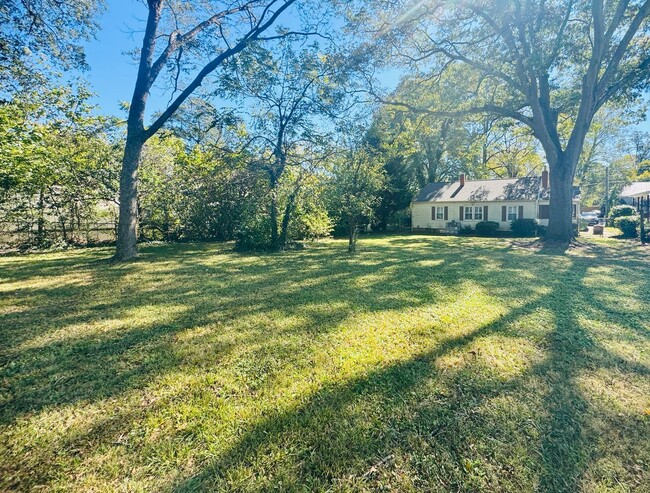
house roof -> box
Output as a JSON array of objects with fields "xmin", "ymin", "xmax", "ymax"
[
  {"xmin": 413, "ymin": 176, "xmax": 579, "ymax": 203},
  {"xmin": 620, "ymin": 181, "xmax": 650, "ymax": 198}
]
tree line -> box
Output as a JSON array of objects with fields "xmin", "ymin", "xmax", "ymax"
[{"xmin": 1, "ymin": 0, "xmax": 649, "ymax": 256}]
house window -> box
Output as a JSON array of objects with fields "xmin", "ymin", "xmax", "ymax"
[
  {"xmin": 539, "ymin": 204, "xmax": 550, "ymax": 219},
  {"xmin": 464, "ymin": 206, "xmax": 473, "ymax": 220},
  {"xmin": 474, "ymin": 206, "xmax": 483, "ymax": 221},
  {"xmin": 436, "ymin": 206, "xmax": 445, "ymax": 220},
  {"xmin": 507, "ymin": 206, "xmax": 518, "ymax": 221}
]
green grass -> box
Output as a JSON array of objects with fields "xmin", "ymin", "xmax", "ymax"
[{"xmin": 1, "ymin": 235, "xmax": 648, "ymax": 492}]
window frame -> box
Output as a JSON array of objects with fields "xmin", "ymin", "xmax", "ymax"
[
  {"xmin": 474, "ymin": 206, "xmax": 483, "ymax": 221},
  {"xmin": 464, "ymin": 206, "xmax": 473, "ymax": 220},
  {"xmin": 507, "ymin": 205, "xmax": 518, "ymax": 221},
  {"xmin": 436, "ymin": 206, "xmax": 445, "ymax": 220}
]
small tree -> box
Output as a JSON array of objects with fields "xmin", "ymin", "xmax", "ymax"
[
  {"xmin": 222, "ymin": 39, "xmax": 343, "ymax": 250},
  {"xmin": 330, "ymin": 147, "xmax": 385, "ymax": 252}
]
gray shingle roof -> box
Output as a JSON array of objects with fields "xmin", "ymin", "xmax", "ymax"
[
  {"xmin": 620, "ymin": 182, "xmax": 650, "ymax": 198},
  {"xmin": 413, "ymin": 176, "xmax": 580, "ymax": 203}
]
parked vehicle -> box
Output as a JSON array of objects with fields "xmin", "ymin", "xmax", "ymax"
[{"xmin": 580, "ymin": 211, "xmax": 600, "ymax": 226}]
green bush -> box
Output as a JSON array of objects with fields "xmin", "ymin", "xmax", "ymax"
[
  {"xmin": 234, "ymin": 215, "xmax": 273, "ymax": 251},
  {"xmin": 613, "ymin": 215, "xmax": 639, "ymax": 238},
  {"xmin": 609, "ymin": 205, "xmax": 637, "ymax": 219},
  {"xmin": 289, "ymin": 208, "xmax": 333, "ymax": 241},
  {"xmin": 510, "ymin": 218, "xmax": 538, "ymax": 237},
  {"xmin": 459, "ymin": 224, "xmax": 473, "ymax": 235},
  {"xmin": 474, "ymin": 221, "xmax": 500, "ymax": 236},
  {"xmin": 579, "ymin": 219, "xmax": 589, "ymax": 232}
]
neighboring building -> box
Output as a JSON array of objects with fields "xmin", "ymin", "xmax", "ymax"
[
  {"xmin": 411, "ymin": 171, "xmax": 580, "ymax": 232},
  {"xmin": 620, "ymin": 181, "xmax": 650, "ymax": 219}
]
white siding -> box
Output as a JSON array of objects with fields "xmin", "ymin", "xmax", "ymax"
[
  {"xmin": 412, "ymin": 201, "xmax": 538, "ymax": 231},
  {"xmin": 413, "ymin": 198, "xmax": 581, "ymax": 230}
]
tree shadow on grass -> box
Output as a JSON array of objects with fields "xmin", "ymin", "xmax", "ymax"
[
  {"xmin": 1, "ymin": 238, "xmax": 648, "ymax": 491},
  {"xmin": 0, "ymin": 238, "xmax": 532, "ymax": 427},
  {"xmin": 169, "ymin": 255, "xmax": 649, "ymax": 492}
]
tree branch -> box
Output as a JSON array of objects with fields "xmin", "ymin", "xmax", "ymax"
[{"xmin": 145, "ymin": 0, "xmax": 298, "ymax": 139}]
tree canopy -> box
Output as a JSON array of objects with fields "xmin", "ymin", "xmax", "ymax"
[
  {"xmin": 354, "ymin": 0, "xmax": 650, "ymax": 240},
  {"xmin": 0, "ymin": 0, "xmax": 104, "ymax": 93}
]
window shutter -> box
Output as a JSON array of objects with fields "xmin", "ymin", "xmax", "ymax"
[
  {"xmin": 460, "ymin": 206, "xmax": 464, "ymax": 221},
  {"xmin": 431, "ymin": 207, "xmax": 435, "ymax": 220},
  {"xmin": 502, "ymin": 206, "xmax": 507, "ymax": 222},
  {"xmin": 484, "ymin": 205, "xmax": 488, "ymax": 221},
  {"xmin": 539, "ymin": 205, "xmax": 549, "ymax": 219},
  {"xmin": 444, "ymin": 206, "xmax": 448, "ymax": 221},
  {"xmin": 518, "ymin": 205, "xmax": 524, "ymax": 219}
]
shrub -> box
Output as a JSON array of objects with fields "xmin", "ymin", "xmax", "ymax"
[
  {"xmin": 613, "ymin": 215, "xmax": 639, "ymax": 238},
  {"xmin": 234, "ymin": 214, "xmax": 273, "ymax": 251},
  {"xmin": 290, "ymin": 208, "xmax": 333, "ymax": 241},
  {"xmin": 609, "ymin": 204, "xmax": 637, "ymax": 219},
  {"xmin": 578, "ymin": 218, "xmax": 589, "ymax": 232},
  {"xmin": 510, "ymin": 218, "xmax": 538, "ymax": 237},
  {"xmin": 459, "ymin": 224, "xmax": 473, "ymax": 235},
  {"xmin": 474, "ymin": 221, "xmax": 500, "ymax": 236}
]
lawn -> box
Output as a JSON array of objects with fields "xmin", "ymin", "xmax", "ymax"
[{"xmin": 1, "ymin": 235, "xmax": 648, "ymax": 492}]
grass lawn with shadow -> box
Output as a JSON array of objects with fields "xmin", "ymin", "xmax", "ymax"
[{"xmin": 0, "ymin": 235, "xmax": 648, "ymax": 492}]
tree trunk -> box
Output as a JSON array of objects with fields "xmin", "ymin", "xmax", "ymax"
[
  {"xmin": 545, "ymin": 159, "xmax": 575, "ymax": 242},
  {"xmin": 269, "ymin": 173, "xmax": 279, "ymax": 250},
  {"xmin": 162, "ymin": 206, "xmax": 170, "ymax": 241},
  {"xmin": 36, "ymin": 189, "xmax": 45, "ymax": 246},
  {"xmin": 113, "ymin": 1, "xmax": 162, "ymax": 260},
  {"xmin": 279, "ymin": 204, "xmax": 291, "ymax": 249},
  {"xmin": 279, "ymin": 182, "xmax": 301, "ymax": 249},
  {"xmin": 115, "ymin": 132, "xmax": 145, "ymax": 260},
  {"xmin": 59, "ymin": 216, "xmax": 67, "ymax": 243},
  {"xmin": 348, "ymin": 216, "xmax": 357, "ymax": 253}
]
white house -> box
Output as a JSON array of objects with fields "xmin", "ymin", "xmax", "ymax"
[
  {"xmin": 620, "ymin": 181, "xmax": 650, "ymax": 219},
  {"xmin": 411, "ymin": 171, "xmax": 580, "ymax": 232},
  {"xmin": 620, "ymin": 182, "xmax": 650, "ymax": 204}
]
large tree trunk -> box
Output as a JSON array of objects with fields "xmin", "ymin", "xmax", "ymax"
[
  {"xmin": 113, "ymin": 0, "xmax": 162, "ymax": 261},
  {"xmin": 545, "ymin": 158, "xmax": 576, "ymax": 242},
  {"xmin": 115, "ymin": 132, "xmax": 145, "ymax": 260}
]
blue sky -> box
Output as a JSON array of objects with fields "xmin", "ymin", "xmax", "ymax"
[
  {"xmin": 81, "ymin": 0, "xmax": 148, "ymax": 117},
  {"xmin": 83, "ymin": 0, "xmax": 649, "ymax": 132}
]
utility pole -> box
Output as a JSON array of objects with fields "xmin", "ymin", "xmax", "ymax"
[
  {"xmin": 641, "ymin": 196, "xmax": 646, "ymax": 246},
  {"xmin": 604, "ymin": 165, "xmax": 610, "ymax": 226}
]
